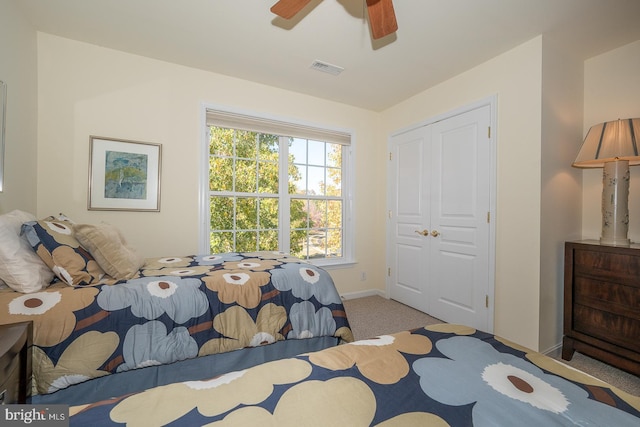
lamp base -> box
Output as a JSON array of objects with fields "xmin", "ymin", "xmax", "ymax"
[
  {"xmin": 600, "ymin": 237, "xmax": 630, "ymax": 246},
  {"xmin": 600, "ymin": 160, "xmax": 630, "ymax": 247}
]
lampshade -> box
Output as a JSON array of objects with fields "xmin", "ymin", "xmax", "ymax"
[
  {"xmin": 573, "ymin": 118, "xmax": 640, "ymax": 168},
  {"xmin": 572, "ymin": 118, "xmax": 640, "ymax": 246}
]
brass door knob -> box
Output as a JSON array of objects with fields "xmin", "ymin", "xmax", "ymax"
[
  {"xmin": 414, "ymin": 229, "xmax": 429, "ymax": 236},
  {"xmin": 430, "ymin": 230, "xmax": 440, "ymax": 237}
]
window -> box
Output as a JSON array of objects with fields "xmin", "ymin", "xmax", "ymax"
[{"xmin": 202, "ymin": 109, "xmax": 353, "ymax": 266}]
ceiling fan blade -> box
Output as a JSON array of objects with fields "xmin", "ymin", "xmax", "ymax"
[
  {"xmin": 271, "ymin": 0, "xmax": 313, "ymax": 19},
  {"xmin": 366, "ymin": 0, "xmax": 398, "ymax": 39}
]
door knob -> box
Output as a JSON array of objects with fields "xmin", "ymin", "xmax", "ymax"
[
  {"xmin": 430, "ymin": 230, "xmax": 440, "ymax": 237},
  {"xmin": 414, "ymin": 229, "xmax": 429, "ymax": 236}
]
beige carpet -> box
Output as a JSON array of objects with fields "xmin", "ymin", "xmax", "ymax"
[
  {"xmin": 343, "ymin": 295, "xmax": 442, "ymax": 341},
  {"xmin": 342, "ymin": 295, "xmax": 640, "ymax": 396}
]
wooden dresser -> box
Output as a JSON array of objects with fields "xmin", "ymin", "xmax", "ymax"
[
  {"xmin": 562, "ymin": 241, "xmax": 640, "ymax": 375},
  {"xmin": 0, "ymin": 321, "xmax": 33, "ymax": 404}
]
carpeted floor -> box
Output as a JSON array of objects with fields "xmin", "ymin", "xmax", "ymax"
[
  {"xmin": 342, "ymin": 295, "xmax": 640, "ymax": 396},
  {"xmin": 342, "ymin": 295, "xmax": 442, "ymax": 341}
]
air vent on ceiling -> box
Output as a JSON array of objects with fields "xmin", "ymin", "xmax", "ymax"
[{"xmin": 310, "ymin": 60, "xmax": 344, "ymax": 76}]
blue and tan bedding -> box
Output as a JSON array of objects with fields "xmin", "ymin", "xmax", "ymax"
[
  {"xmin": 0, "ymin": 211, "xmax": 352, "ymax": 396},
  {"xmin": 68, "ymin": 324, "xmax": 640, "ymax": 426}
]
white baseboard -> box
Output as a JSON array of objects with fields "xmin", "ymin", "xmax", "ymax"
[
  {"xmin": 340, "ymin": 289, "xmax": 387, "ymax": 300},
  {"xmin": 542, "ymin": 342, "xmax": 563, "ymax": 358}
]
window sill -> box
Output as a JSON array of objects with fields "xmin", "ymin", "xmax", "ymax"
[{"xmin": 308, "ymin": 259, "xmax": 356, "ymax": 270}]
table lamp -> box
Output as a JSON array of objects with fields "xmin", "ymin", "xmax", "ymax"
[{"xmin": 573, "ymin": 118, "xmax": 640, "ymax": 246}]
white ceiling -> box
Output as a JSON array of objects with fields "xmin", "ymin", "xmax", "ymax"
[{"xmin": 14, "ymin": 0, "xmax": 640, "ymax": 112}]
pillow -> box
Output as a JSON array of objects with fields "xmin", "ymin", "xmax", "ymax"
[
  {"xmin": 22, "ymin": 217, "xmax": 105, "ymax": 286},
  {"xmin": 0, "ymin": 210, "xmax": 54, "ymax": 293},
  {"xmin": 73, "ymin": 223, "xmax": 144, "ymax": 280}
]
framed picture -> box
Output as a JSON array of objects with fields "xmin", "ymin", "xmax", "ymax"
[
  {"xmin": 0, "ymin": 80, "xmax": 6, "ymax": 193},
  {"xmin": 88, "ymin": 136, "xmax": 162, "ymax": 211}
]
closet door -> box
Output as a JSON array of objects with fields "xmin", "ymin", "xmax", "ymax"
[
  {"xmin": 388, "ymin": 104, "xmax": 492, "ymax": 330},
  {"xmin": 387, "ymin": 126, "xmax": 431, "ymax": 314},
  {"xmin": 427, "ymin": 105, "xmax": 491, "ymax": 328}
]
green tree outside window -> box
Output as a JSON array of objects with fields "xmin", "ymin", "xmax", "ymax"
[{"xmin": 208, "ymin": 128, "xmax": 343, "ymax": 259}]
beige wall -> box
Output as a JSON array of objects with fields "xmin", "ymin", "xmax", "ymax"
[
  {"xmin": 381, "ymin": 37, "xmax": 544, "ymax": 349},
  {"xmin": 381, "ymin": 36, "xmax": 640, "ymax": 351},
  {"xmin": 583, "ymin": 40, "xmax": 640, "ymax": 242},
  {"xmin": 35, "ymin": 33, "xmax": 386, "ymax": 297},
  {"xmin": 0, "ymin": 2, "xmax": 38, "ymax": 214},
  {"xmin": 539, "ymin": 37, "xmax": 584, "ymax": 352}
]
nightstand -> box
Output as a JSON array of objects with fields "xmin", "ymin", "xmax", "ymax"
[
  {"xmin": 0, "ymin": 321, "xmax": 33, "ymax": 404},
  {"xmin": 562, "ymin": 241, "xmax": 640, "ymax": 375}
]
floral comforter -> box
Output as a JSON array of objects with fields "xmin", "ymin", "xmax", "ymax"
[
  {"xmin": 0, "ymin": 252, "xmax": 353, "ymax": 395},
  {"xmin": 69, "ymin": 325, "xmax": 640, "ymax": 426}
]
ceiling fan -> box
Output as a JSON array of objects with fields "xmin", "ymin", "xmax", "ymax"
[{"xmin": 270, "ymin": 0, "xmax": 398, "ymax": 40}]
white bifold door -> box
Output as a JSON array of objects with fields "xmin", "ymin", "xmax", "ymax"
[{"xmin": 387, "ymin": 104, "xmax": 493, "ymax": 331}]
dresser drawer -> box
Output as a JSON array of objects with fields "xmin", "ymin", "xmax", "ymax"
[
  {"xmin": 573, "ymin": 247, "xmax": 640, "ymax": 286},
  {"xmin": 573, "ymin": 304, "xmax": 640, "ymax": 352},
  {"xmin": 573, "ymin": 276, "xmax": 640, "ymax": 314}
]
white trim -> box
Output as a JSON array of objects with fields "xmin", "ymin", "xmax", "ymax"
[
  {"xmin": 340, "ymin": 289, "xmax": 387, "ymax": 301},
  {"xmin": 542, "ymin": 342, "xmax": 563, "ymax": 358},
  {"xmin": 391, "ymin": 96, "xmax": 496, "ymax": 138},
  {"xmin": 487, "ymin": 94, "xmax": 498, "ymax": 333},
  {"xmin": 199, "ymin": 107, "xmax": 211, "ymax": 254},
  {"xmin": 204, "ymin": 103, "xmax": 353, "ymax": 143},
  {"xmin": 206, "ymin": 109, "xmax": 350, "ymax": 145},
  {"xmin": 278, "ymin": 135, "xmax": 291, "ymax": 254}
]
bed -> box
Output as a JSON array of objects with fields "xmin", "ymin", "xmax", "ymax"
[
  {"xmin": 68, "ymin": 324, "xmax": 640, "ymax": 426},
  {"xmin": 0, "ymin": 210, "xmax": 352, "ymax": 403}
]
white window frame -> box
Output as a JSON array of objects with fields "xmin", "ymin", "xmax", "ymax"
[{"xmin": 199, "ymin": 105, "xmax": 355, "ymax": 268}]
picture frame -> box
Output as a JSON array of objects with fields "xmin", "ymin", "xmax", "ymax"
[
  {"xmin": 0, "ymin": 80, "xmax": 6, "ymax": 193},
  {"xmin": 88, "ymin": 136, "xmax": 162, "ymax": 211}
]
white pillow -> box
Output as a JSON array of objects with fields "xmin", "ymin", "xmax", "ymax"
[{"xmin": 0, "ymin": 210, "xmax": 55, "ymax": 293}]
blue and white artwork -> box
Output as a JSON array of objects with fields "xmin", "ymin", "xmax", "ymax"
[{"xmin": 104, "ymin": 150, "xmax": 148, "ymax": 200}]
